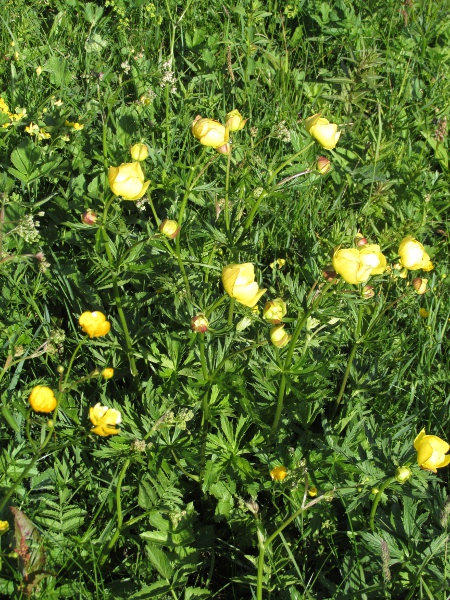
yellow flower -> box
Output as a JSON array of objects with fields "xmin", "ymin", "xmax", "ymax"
[
  {"xmin": 89, "ymin": 403, "xmax": 121, "ymax": 436},
  {"xmin": 130, "ymin": 143, "xmax": 149, "ymax": 161},
  {"xmin": 414, "ymin": 429, "xmax": 450, "ymax": 473},
  {"xmin": 226, "ymin": 109, "xmax": 247, "ymax": 132},
  {"xmin": 332, "ymin": 245, "xmax": 387, "ymax": 285},
  {"xmin": 0, "ymin": 98, "xmax": 9, "ymax": 114},
  {"xmin": 269, "ymin": 258, "xmax": 286, "ymax": 269},
  {"xmin": 101, "ymin": 368, "xmax": 114, "ymax": 380},
  {"xmin": 191, "ymin": 116, "xmax": 228, "ymax": 148},
  {"xmin": 221, "ymin": 263, "xmax": 266, "ymax": 308},
  {"xmin": 0, "ymin": 520, "xmax": 9, "ymax": 533},
  {"xmin": 25, "ymin": 122, "xmax": 40, "ymax": 135},
  {"xmin": 36, "ymin": 65, "xmax": 42, "ymax": 76},
  {"xmin": 65, "ymin": 120, "xmax": 84, "ymax": 130},
  {"xmin": 79, "ymin": 311, "xmax": 111, "ymax": 338},
  {"xmin": 263, "ymin": 298, "xmax": 287, "ymax": 324},
  {"xmin": 270, "ymin": 466, "xmax": 288, "ymax": 481},
  {"xmin": 398, "ymin": 236, "xmax": 434, "ymax": 271},
  {"xmin": 308, "ymin": 486, "xmax": 318, "ymax": 497},
  {"xmin": 419, "ymin": 308, "xmax": 429, "ymax": 318},
  {"xmin": 304, "ymin": 113, "xmax": 341, "ymax": 150},
  {"xmin": 159, "ymin": 219, "xmax": 180, "ymax": 239},
  {"xmin": 29, "ymin": 385, "xmax": 57, "ymax": 413},
  {"xmin": 108, "ymin": 162, "xmax": 150, "ymax": 200},
  {"xmin": 270, "ymin": 325, "xmax": 290, "ymax": 348}
]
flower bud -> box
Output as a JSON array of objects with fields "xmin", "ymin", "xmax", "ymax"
[
  {"xmin": 270, "ymin": 325, "xmax": 290, "ymax": 348},
  {"xmin": 101, "ymin": 368, "xmax": 114, "ymax": 380},
  {"xmin": 316, "ymin": 156, "xmax": 331, "ymax": 174},
  {"xmin": 371, "ymin": 487, "xmax": 379, "ymax": 495},
  {"xmin": 322, "ymin": 266, "xmax": 338, "ymax": 282},
  {"xmin": 263, "ymin": 298, "xmax": 287, "ymax": 324},
  {"xmin": 395, "ymin": 466, "xmax": 412, "ymax": 484},
  {"xmin": 226, "ymin": 109, "xmax": 247, "ymax": 132},
  {"xmin": 81, "ymin": 209, "xmax": 97, "ymax": 225},
  {"xmin": 56, "ymin": 365, "xmax": 64, "ymax": 374},
  {"xmin": 236, "ymin": 316, "xmax": 253, "ymax": 332},
  {"xmin": 419, "ymin": 308, "xmax": 429, "ymax": 318},
  {"xmin": 308, "ymin": 486, "xmax": 318, "ymax": 498},
  {"xmin": 29, "ymin": 386, "xmax": 57, "ymax": 413},
  {"xmin": 413, "ymin": 278, "xmax": 428, "ymax": 295},
  {"xmin": 215, "ymin": 142, "xmax": 232, "ymax": 155},
  {"xmin": 130, "ymin": 143, "xmax": 149, "ymax": 161},
  {"xmin": 191, "ymin": 314, "xmax": 209, "ymax": 333},
  {"xmin": 270, "ymin": 466, "xmax": 288, "ymax": 481},
  {"xmin": 355, "ymin": 233, "xmax": 368, "ymax": 247},
  {"xmin": 159, "ymin": 219, "xmax": 180, "ymax": 239},
  {"xmin": 362, "ymin": 285, "xmax": 374, "ymax": 299}
]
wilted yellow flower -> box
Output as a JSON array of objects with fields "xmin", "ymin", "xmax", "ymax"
[
  {"xmin": 222, "ymin": 263, "xmax": 266, "ymax": 308},
  {"xmin": 270, "ymin": 466, "xmax": 288, "ymax": 481},
  {"xmin": 332, "ymin": 245, "xmax": 387, "ymax": 285},
  {"xmin": 413, "ymin": 278, "xmax": 428, "ymax": 295},
  {"xmin": 29, "ymin": 385, "xmax": 57, "ymax": 413},
  {"xmin": 398, "ymin": 236, "xmax": 434, "ymax": 271},
  {"xmin": 108, "ymin": 162, "xmax": 150, "ymax": 200},
  {"xmin": 101, "ymin": 368, "xmax": 114, "ymax": 380},
  {"xmin": 270, "ymin": 325, "xmax": 290, "ymax": 348},
  {"xmin": 419, "ymin": 308, "xmax": 429, "ymax": 318},
  {"xmin": 159, "ymin": 219, "xmax": 180, "ymax": 239},
  {"xmin": 0, "ymin": 521, "xmax": 9, "ymax": 533},
  {"xmin": 414, "ymin": 429, "xmax": 450, "ymax": 473},
  {"xmin": 191, "ymin": 116, "xmax": 228, "ymax": 148},
  {"xmin": 65, "ymin": 120, "xmax": 84, "ymax": 130},
  {"xmin": 305, "ymin": 113, "xmax": 341, "ymax": 150},
  {"xmin": 130, "ymin": 143, "xmax": 149, "ymax": 161},
  {"xmin": 308, "ymin": 486, "xmax": 318, "ymax": 497},
  {"xmin": 79, "ymin": 311, "xmax": 111, "ymax": 338},
  {"xmin": 226, "ymin": 109, "xmax": 247, "ymax": 132},
  {"xmin": 263, "ymin": 298, "xmax": 287, "ymax": 324},
  {"xmin": 89, "ymin": 402, "xmax": 121, "ymax": 436}
]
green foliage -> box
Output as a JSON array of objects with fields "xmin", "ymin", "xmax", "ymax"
[{"xmin": 0, "ymin": 0, "xmax": 450, "ymax": 598}]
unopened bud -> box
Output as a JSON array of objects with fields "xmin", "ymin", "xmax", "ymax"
[
  {"xmin": 47, "ymin": 419, "xmax": 54, "ymax": 428},
  {"xmin": 262, "ymin": 298, "xmax": 287, "ymax": 324},
  {"xmin": 159, "ymin": 219, "xmax": 180, "ymax": 239},
  {"xmin": 130, "ymin": 143, "xmax": 149, "ymax": 161},
  {"xmin": 215, "ymin": 142, "xmax": 232, "ymax": 155},
  {"xmin": 308, "ymin": 486, "xmax": 318, "ymax": 497},
  {"xmin": 413, "ymin": 278, "xmax": 428, "ymax": 295},
  {"xmin": 395, "ymin": 466, "xmax": 412, "ymax": 484},
  {"xmin": 270, "ymin": 325, "xmax": 290, "ymax": 348},
  {"xmin": 56, "ymin": 365, "xmax": 64, "ymax": 374},
  {"xmin": 191, "ymin": 314, "xmax": 209, "ymax": 333},
  {"xmin": 81, "ymin": 209, "xmax": 97, "ymax": 225},
  {"xmin": 322, "ymin": 266, "xmax": 338, "ymax": 282},
  {"xmin": 316, "ymin": 156, "xmax": 331, "ymax": 174},
  {"xmin": 244, "ymin": 498, "xmax": 259, "ymax": 515},
  {"xmin": 355, "ymin": 233, "xmax": 368, "ymax": 247},
  {"xmin": 362, "ymin": 285, "xmax": 374, "ymax": 299},
  {"xmin": 371, "ymin": 487, "xmax": 379, "ymax": 495},
  {"xmin": 101, "ymin": 368, "xmax": 114, "ymax": 380}
]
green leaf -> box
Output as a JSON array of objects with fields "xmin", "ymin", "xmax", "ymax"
[{"xmin": 145, "ymin": 543, "xmax": 173, "ymax": 579}]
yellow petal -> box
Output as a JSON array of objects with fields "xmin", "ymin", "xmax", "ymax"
[
  {"xmin": 414, "ymin": 428, "xmax": 426, "ymax": 450},
  {"xmin": 416, "ymin": 441, "xmax": 434, "ymax": 467}
]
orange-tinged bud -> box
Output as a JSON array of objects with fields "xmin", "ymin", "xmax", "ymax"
[
  {"xmin": 159, "ymin": 219, "xmax": 180, "ymax": 239},
  {"xmin": 355, "ymin": 233, "xmax": 368, "ymax": 247},
  {"xmin": 215, "ymin": 142, "xmax": 232, "ymax": 155},
  {"xmin": 316, "ymin": 156, "xmax": 331, "ymax": 174},
  {"xmin": 130, "ymin": 143, "xmax": 149, "ymax": 161},
  {"xmin": 413, "ymin": 278, "xmax": 428, "ymax": 295},
  {"xmin": 81, "ymin": 209, "xmax": 97, "ymax": 225},
  {"xmin": 191, "ymin": 314, "xmax": 209, "ymax": 333},
  {"xmin": 362, "ymin": 285, "xmax": 374, "ymax": 299},
  {"xmin": 322, "ymin": 266, "xmax": 338, "ymax": 282}
]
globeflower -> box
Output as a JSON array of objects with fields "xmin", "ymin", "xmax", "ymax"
[
  {"xmin": 270, "ymin": 325, "xmax": 290, "ymax": 348},
  {"xmin": 263, "ymin": 298, "xmax": 287, "ymax": 324},
  {"xmin": 101, "ymin": 368, "xmax": 114, "ymax": 380},
  {"xmin": 108, "ymin": 162, "xmax": 150, "ymax": 200},
  {"xmin": 226, "ymin": 109, "xmax": 247, "ymax": 132},
  {"xmin": 191, "ymin": 116, "xmax": 228, "ymax": 148},
  {"xmin": 305, "ymin": 113, "xmax": 341, "ymax": 150},
  {"xmin": 222, "ymin": 263, "xmax": 266, "ymax": 308},
  {"xmin": 332, "ymin": 244, "xmax": 387, "ymax": 285},
  {"xmin": 414, "ymin": 429, "xmax": 450, "ymax": 473},
  {"xmin": 130, "ymin": 143, "xmax": 149, "ymax": 161},
  {"xmin": 270, "ymin": 466, "xmax": 288, "ymax": 481},
  {"xmin": 79, "ymin": 311, "xmax": 111, "ymax": 338},
  {"xmin": 89, "ymin": 402, "xmax": 121, "ymax": 436},
  {"xmin": 29, "ymin": 385, "xmax": 57, "ymax": 413},
  {"xmin": 159, "ymin": 219, "xmax": 180, "ymax": 239},
  {"xmin": 191, "ymin": 314, "xmax": 209, "ymax": 333},
  {"xmin": 398, "ymin": 236, "xmax": 434, "ymax": 271}
]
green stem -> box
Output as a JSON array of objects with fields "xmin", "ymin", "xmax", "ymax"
[
  {"xmin": 227, "ymin": 297, "xmax": 235, "ymax": 326},
  {"xmin": 224, "ymin": 149, "xmax": 232, "ymax": 235},
  {"xmin": 101, "ymin": 458, "xmax": 131, "ymax": 564},
  {"xmin": 171, "ymin": 450, "xmax": 199, "ymax": 482},
  {"xmin": 198, "ymin": 332, "xmax": 210, "ymax": 481},
  {"xmin": 369, "ymin": 477, "xmax": 395, "ymax": 532},
  {"xmin": 270, "ymin": 280, "xmax": 335, "ymax": 436},
  {"xmin": 330, "ymin": 302, "xmax": 364, "ymax": 419},
  {"xmin": 244, "ymin": 141, "xmax": 314, "ymax": 231},
  {"xmin": 204, "ymin": 294, "xmax": 228, "ymax": 318}
]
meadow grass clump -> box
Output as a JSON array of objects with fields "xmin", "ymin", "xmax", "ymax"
[{"xmin": 0, "ymin": 0, "xmax": 449, "ymax": 598}]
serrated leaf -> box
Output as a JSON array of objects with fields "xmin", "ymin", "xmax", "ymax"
[{"xmin": 145, "ymin": 543, "xmax": 173, "ymax": 579}]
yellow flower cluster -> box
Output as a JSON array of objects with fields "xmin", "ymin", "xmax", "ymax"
[
  {"xmin": 25, "ymin": 122, "xmax": 51, "ymax": 139},
  {"xmin": 333, "ymin": 244, "xmax": 387, "ymax": 285},
  {"xmin": 0, "ymin": 97, "xmax": 27, "ymax": 128},
  {"xmin": 191, "ymin": 109, "xmax": 246, "ymax": 155}
]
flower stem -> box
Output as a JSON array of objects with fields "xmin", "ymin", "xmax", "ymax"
[
  {"xmin": 330, "ymin": 302, "xmax": 364, "ymax": 419},
  {"xmin": 101, "ymin": 458, "xmax": 131, "ymax": 564},
  {"xmin": 198, "ymin": 333, "xmax": 210, "ymax": 481},
  {"xmin": 227, "ymin": 297, "xmax": 235, "ymax": 326},
  {"xmin": 369, "ymin": 477, "xmax": 395, "ymax": 532},
  {"xmin": 224, "ymin": 150, "xmax": 232, "ymax": 235}
]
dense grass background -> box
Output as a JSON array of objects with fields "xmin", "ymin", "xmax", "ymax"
[{"xmin": 1, "ymin": 0, "xmax": 449, "ymax": 598}]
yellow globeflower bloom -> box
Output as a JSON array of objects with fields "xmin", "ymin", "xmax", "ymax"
[
  {"xmin": 304, "ymin": 113, "xmax": 341, "ymax": 150},
  {"xmin": 308, "ymin": 486, "xmax": 318, "ymax": 497},
  {"xmin": 29, "ymin": 385, "xmax": 57, "ymax": 413},
  {"xmin": 398, "ymin": 236, "xmax": 434, "ymax": 271},
  {"xmin": 226, "ymin": 109, "xmax": 247, "ymax": 132},
  {"xmin": 108, "ymin": 162, "xmax": 150, "ymax": 200},
  {"xmin": 191, "ymin": 116, "xmax": 228, "ymax": 148},
  {"xmin": 332, "ymin": 245, "xmax": 386, "ymax": 285},
  {"xmin": 270, "ymin": 466, "xmax": 288, "ymax": 481},
  {"xmin": 222, "ymin": 263, "xmax": 266, "ymax": 308},
  {"xmin": 358, "ymin": 244, "xmax": 387, "ymax": 275},
  {"xmin": 79, "ymin": 311, "xmax": 111, "ymax": 338},
  {"xmin": 101, "ymin": 368, "xmax": 114, "ymax": 380},
  {"xmin": 414, "ymin": 429, "xmax": 450, "ymax": 473},
  {"xmin": 270, "ymin": 325, "xmax": 290, "ymax": 348},
  {"xmin": 130, "ymin": 143, "xmax": 149, "ymax": 161},
  {"xmin": 89, "ymin": 403, "xmax": 121, "ymax": 436}
]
